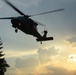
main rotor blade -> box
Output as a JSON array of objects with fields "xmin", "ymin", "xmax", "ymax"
[
  {"xmin": 0, "ymin": 17, "xmax": 14, "ymax": 19},
  {"xmin": 29, "ymin": 8, "xmax": 64, "ymax": 17},
  {"xmin": 3, "ymin": 0, "xmax": 27, "ymax": 16},
  {"xmin": 34, "ymin": 20, "xmax": 46, "ymax": 26}
]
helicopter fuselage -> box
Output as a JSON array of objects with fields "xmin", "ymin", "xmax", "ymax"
[{"xmin": 11, "ymin": 16, "xmax": 42, "ymax": 38}]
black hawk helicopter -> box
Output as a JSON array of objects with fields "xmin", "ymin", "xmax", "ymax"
[{"xmin": 0, "ymin": 0, "xmax": 64, "ymax": 44}]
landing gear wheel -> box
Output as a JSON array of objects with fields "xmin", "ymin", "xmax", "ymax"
[{"xmin": 15, "ymin": 28, "xmax": 18, "ymax": 33}]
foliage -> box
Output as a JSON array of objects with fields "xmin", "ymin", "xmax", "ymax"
[{"xmin": 0, "ymin": 38, "xmax": 10, "ymax": 75}]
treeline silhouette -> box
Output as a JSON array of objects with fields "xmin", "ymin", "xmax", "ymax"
[{"xmin": 0, "ymin": 38, "xmax": 10, "ymax": 75}]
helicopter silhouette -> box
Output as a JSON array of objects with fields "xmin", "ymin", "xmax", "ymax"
[{"xmin": 0, "ymin": 0, "xmax": 64, "ymax": 44}]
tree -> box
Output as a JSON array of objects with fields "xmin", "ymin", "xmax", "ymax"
[{"xmin": 0, "ymin": 38, "xmax": 10, "ymax": 75}]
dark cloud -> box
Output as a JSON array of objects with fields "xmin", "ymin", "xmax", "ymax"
[
  {"xmin": 38, "ymin": 66, "xmax": 76, "ymax": 75},
  {"xmin": 6, "ymin": 65, "xmax": 76, "ymax": 75},
  {"xmin": 6, "ymin": 67, "xmax": 19, "ymax": 75},
  {"xmin": 24, "ymin": 66, "xmax": 76, "ymax": 75},
  {"xmin": 46, "ymin": 66, "xmax": 70, "ymax": 75},
  {"xmin": 15, "ymin": 57, "xmax": 39, "ymax": 68}
]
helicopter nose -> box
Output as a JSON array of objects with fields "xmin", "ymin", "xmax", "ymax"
[
  {"xmin": 11, "ymin": 19, "xmax": 18, "ymax": 24},
  {"xmin": 11, "ymin": 19, "xmax": 15, "ymax": 24},
  {"xmin": 11, "ymin": 19, "xmax": 18, "ymax": 28}
]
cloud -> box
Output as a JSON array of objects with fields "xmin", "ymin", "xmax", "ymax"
[
  {"xmin": 15, "ymin": 57, "xmax": 39, "ymax": 68},
  {"xmin": 41, "ymin": 66, "xmax": 76, "ymax": 75},
  {"xmin": 37, "ymin": 47, "xmax": 59, "ymax": 63},
  {"xmin": 6, "ymin": 67, "xmax": 21, "ymax": 75},
  {"xmin": 6, "ymin": 47, "xmax": 76, "ymax": 75},
  {"xmin": 10, "ymin": 47, "xmax": 59, "ymax": 72},
  {"xmin": 37, "ymin": 47, "xmax": 59, "ymax": 56},
  {"xmin": 11, "ymin": 47, "xmax": 60, "ymax": 75},
  {"xmin": 7, "ymin": 47, "xmax": 70, "ymax": 75},
  {"xmin": 6, "ymin": 66, "xmax": 76, "ymax": 75},
  {"xmin": 14, "ymin": 47, "xmax": 59, "ymax": 69},
  {"xmin": 65, "ymin": 36, "xmax": 76, "ymax": 47},
  {"xmin": 67, "ymin": 36, "xmax": 76, "ymax": 44}
]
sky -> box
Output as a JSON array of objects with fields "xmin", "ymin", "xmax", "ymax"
[{"xmin": 0, "ymin": 0, "xmax": 76, "ymax": 75}]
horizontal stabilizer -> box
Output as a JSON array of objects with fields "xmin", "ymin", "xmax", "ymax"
[{"xmin": 36, "ymin": 37, "xmax": 54, "ymax": 42}]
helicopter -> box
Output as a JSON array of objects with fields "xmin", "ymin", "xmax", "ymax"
[{"xmin": 0, "ymin": 0, "xmax": 64, "ymax": 44}]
